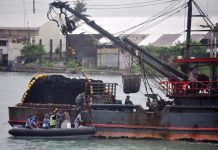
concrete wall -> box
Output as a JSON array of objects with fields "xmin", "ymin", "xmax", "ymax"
[
  {"xmin": 38, "ymin": 20, "xmax": 66, "ymax": 53},
  {"xmin": 68, "ymin": 34, "xmax": 102, "ymax": 65},
  {"xmin": 82, "ymin": 57, "xmax": 96, "ymax": 68},
  {"xmin": 0, "ymin": 38, "xmax": 8, "ymax": 54},
  {"xmin": 0, "ymin": 27, "xmax": 38, "ymax": 39},
  {"xmin": 0, "ymin": 49, "xmax": 2, "ymax": 65},
  {"xmin": 98, "ymin": 53, "xmax": 118, "ymax": 68},
  {"xmin": 97, "ymin": 47, "xmax": 119, "ymax": 68},
  {"xmin": 0, "ymin": 28, "xmax": 39, "ymax": 64},
  {"xmin": 0, "ymin": 24, "xmax": 67, "ymax": 64},
  {"xmin": 119, "ymin": 50, "xmax": 131, "ymax": 70},
  {"xmin": 0, "ymin": 38, "xmax": 25, "ymax": 62},
  {"xmin": 97, "ymin": 47, "xmax": 131, "ymax": 70},
  {"xmin": 7, "ymin": 42, "xmax": 23, "ymax": 62}
]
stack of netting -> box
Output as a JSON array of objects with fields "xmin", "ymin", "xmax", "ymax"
[
  {"xmin": 122, "ymin": 74, "xmax": 141, "ymax": 94},
  {"xmin": 23, "ymin": 75, "xmax": 102, "ymax": 104}
]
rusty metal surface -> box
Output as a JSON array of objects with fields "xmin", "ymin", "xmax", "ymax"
[
  {"xmin": 83, "ymin": 105, "xmax": 218, "ymax": 141},
  {"xmin": 8, "ymin": 103, "xmax": 218, "ymax": 141},
  {"xmin": 94, "ymin": 126, "xmax": 218, "ymax": 142},
  {"xmin": 89, "ymin": 110, "xmax": 159, "ymax": 126}
]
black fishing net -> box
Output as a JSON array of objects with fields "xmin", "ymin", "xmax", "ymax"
[
  {"xmin": 24, "ymin": 75, "xmax": 103, "ymax": 104},
  {"xmin": 122, "ymin": 74, "xmax": 141, "ymax": 94}
]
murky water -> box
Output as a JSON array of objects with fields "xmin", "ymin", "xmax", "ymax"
[{"xmin": 0, "ymin": 72, "xmax": 217, "ymax": 150}]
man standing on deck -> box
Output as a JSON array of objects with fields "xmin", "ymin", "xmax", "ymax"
[
  {"xmin": 125, "ymin": 95, "xmax": 133, "ymax": 105},
  {"xmin": 74, "ymin": 111, "xmax": 85, "ymax": 128},
  {"xmin": 76, "ymin": 92, "xmax": 86, "ymax": 114}
]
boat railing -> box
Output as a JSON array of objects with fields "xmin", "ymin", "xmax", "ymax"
[
  {"xmin": 160, "ymin": 80, "xmax": 218, "ymax": 97},
  {"xmin": 16, "ymin": 103, "xmax": 76, "ymax": 109},
  {"xmin": 85, "ymin": 82, "xmax": 117, "ymax": 104}
]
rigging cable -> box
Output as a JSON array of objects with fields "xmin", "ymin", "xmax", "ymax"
[
  {"xmin": 128, "ymin": 51, "xmax": 172, "ymax": 95},
  {"xmin": 85, "ymin": 0, "xmax": 181, "ymax": 9},
  {"xmin": 47, "ymin": 1, "xmax": 218, "ymax": 94},
  {"xmin": 193, "ymin": 0, "xmax": 217, "ymax": 31},
  {"xmin": 142, "ymin": 65, "xmax": 166, "ymax": 92},
  {"xmin": 129, "ymin": 0, "xmax": 185, "ymax": 34},
  {"xmin": 140, "ymin": 62, "xmax": 155, "ymax": 95},
  {"xmin": 127, "ymin": 55, "xmax": 168, "ymax": 95},
  {"xmin": 131, "ymin": 3, "xmax": 188, "ymax": 34},
  {"xmin": 196, "ymin": 0, "xmax": 209, "ymax": 18},
  {"xmin": 113, "ymin": 0, "xmax": 185, "ymax": 35},
  {"xmin": 83, "ymin": 0, "xmax": 180, "ymax": 7}
]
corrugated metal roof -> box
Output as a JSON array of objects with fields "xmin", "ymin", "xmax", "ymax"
[
  {"xmin": 152, "ymin": 34, "xmax": 181, "ymax": 47},
  {"xmin": 0, "ymin": 27, "xmax": 39, "ymax": 38},
  {"xmin": 0, "ymin": 27, "xmax": 39, "ymax": 31},
  {"xmin": 191, "ymin": 34, "xmax": 206, "ymax": 42},
  {"xmin": 97, "ymin": 47, "xmax": 119, "ymax": 54},
  {"xmin": 34, "ymin": 15, "xmax": 217, "ymax": 47},
  {"xmin": 118, "ymin": 34, "xmax": 149, "ymax": 44},
  {"xmin": 70, "ymin": 16, "xmax": 218, "ymax": 46},
  {"xmin": 138, "ymin": 34, "xmax": 161, "ymax": 46}
]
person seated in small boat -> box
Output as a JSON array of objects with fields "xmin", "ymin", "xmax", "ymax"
[
  {"xmin": 50, "ymin": 111, "xmax": 57, "ymax": 128},
  {"xmin": 25, "ymin": 115, "xmax": 33, "ymax": 129},
  {"xmin": 55, "ymin": 110, "xmax": 65, "ymax": 128},
  {"xmin": 42, "ymin": 114, "xmax": 50, "ymax": 129},
  {"xmin": 74, "ymin": 111, "xmax": 85, "ymax": 128},
  {"xmin": 125, "ymin": 95, "xmax": 133, "ymax": 105},
  {"xmin": 31, "ymin": 114, "xmax": 39, "ymax": 128}
]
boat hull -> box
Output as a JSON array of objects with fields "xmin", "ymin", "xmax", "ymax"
[
  {"xmin": 85, "ymin": 104, "xmax": 218, "ymax": 142},
  {"xmin": 8, "ymin": 127, "xmax": 96, "ymax": 137},
  {"xmin": 8, "ymin": 103, "xmax": 218, "ymax": 141},
  {"xmin": 92, "ymin": 124, "xmax": 218, "ymax": 141}
]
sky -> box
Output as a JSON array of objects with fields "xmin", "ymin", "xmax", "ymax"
[{"xmin": 0, "ymin": 0, "xmax": 217, "ymax": 28}]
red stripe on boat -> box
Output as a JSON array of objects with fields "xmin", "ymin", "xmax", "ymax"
[{"xmin": 86, "ymin": 123, "xmax": 218, "ymax": 131}]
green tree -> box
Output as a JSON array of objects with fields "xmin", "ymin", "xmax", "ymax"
[
  {"xmin": 66, "ymin": 0, "xmax": 87, "ymax": 62},
  {"xmin": 21, "ymin": 43, "xmax": 45, "ymax": 57},
  {"xmin": 73, "ymin": 0, "xmax": 87, "ymax": 22},
  {"xmin": 142, "ymin": 42, "xmax": 207, "ymax": 63},
  {"xmin": 189, "ymin": 41, "xmax": 208, "ymax": 58}
]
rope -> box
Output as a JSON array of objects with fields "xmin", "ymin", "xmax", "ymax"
[
  {"xmin": 85, "ymin": 110, "xmax": 96, "ymax": 131},
  {"xmin": 65, "ymin": 30, "xmax": 95, "ymax": 104},
  {"xmin": 65, "ymin": 29, "xmax": 90, "ymax": 79}
]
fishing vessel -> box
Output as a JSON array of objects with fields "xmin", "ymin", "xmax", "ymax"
[{"xmin": 8, "ymin": 0, "xmax": 218, "ymax": 141}]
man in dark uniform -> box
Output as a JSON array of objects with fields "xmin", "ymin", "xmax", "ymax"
[
  {"xmin": 125, "ymin": 95, "xmax": 133, "ymax": 105},
  {"xmin": 76, "ymin": 92, "xmax": 85, "ymax": 114}
]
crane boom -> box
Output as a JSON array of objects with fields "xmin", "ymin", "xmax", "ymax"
[
  {"xmin": 50, "ymin": 1, "xmax": 186, "ymax": 81},
  {"xmin": 122, "ymin": 38, "xmax": 187, "ymax": 80}
]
